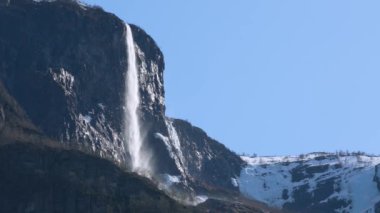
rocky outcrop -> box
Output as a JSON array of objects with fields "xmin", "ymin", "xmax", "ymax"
[
  {"xmin": 0, "ymin": 0, "xmax": 244, "ymax": 201},
  {"xmin": 0, "ymin": 0, "xmax": 129, "ymax": 163},
  {"xmin": 170, "ymin": 119, "xmax": 243, "ymax": 191},
  {"xmin": 375, "ymin": 164, "xmax": 380, "ymax": 191}
]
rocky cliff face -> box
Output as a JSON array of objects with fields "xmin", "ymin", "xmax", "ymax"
[
  {"xmin": 238, "ymin": 153, "xmax": 380, "ymax": 213},
  {"xmin": 0, "ymin": 0, "xmax": 243, "ymax": 201},
  {"xmin": 0, "ymin": 0, "xmax": 128, "ymax": 163},
  {"xmin": 375, "ymin": 164, "xmax": 380, "ymax": 191}
]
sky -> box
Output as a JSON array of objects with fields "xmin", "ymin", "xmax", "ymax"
[{"xmin": 83, "ymin": 0, "xmax": 380, "ymax": 156}]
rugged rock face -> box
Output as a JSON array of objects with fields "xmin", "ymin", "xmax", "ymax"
[
  {"xmin": 170, "ymin": 119, "xmax": 243, "ymax": 191},
  {"xmin": 0, "ymin": 0, "xmax": 243, "ymax": 201},
  {"xmin": 375, "ymin": 164, "xmax": 380, "ymax": 191},
  {"xmin": 0, "ymin": 0, "xmax": 128, "ymax": 163},
  {"xmin": 0, "ymin": 78, "xmax": 271, "ymax": 212},
  {"xmin": 239, "ymin": 153, "xmax": 380, "ymax": 213}
]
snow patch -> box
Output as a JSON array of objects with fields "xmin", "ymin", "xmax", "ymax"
[
  {"xmin": 50, "ymin": 68, "xmax": 74, "ymax": 96},
  {"xmin": 78, "ymin": 114, "xmax": 91, "ymax": 125},
  {"xmin": 239, "ymin": 161, "xmax": 295, "ymax": 207},
  {"xmin": 194, "ymin": 195, "xmax": 208, "ymax": 205},
  {"xmin": 83, "ymin": 115, "xmax": 91, "ymax": 123},
  {"xmin": 231, "ymin": 178, "xmax": 239, "ymax": 187},
  {"xmin": 33, "ymin": 0, "xmax": 88, "ymax": 9},
  {"xmin": 162, "ymin": 174, "xmax": 181, "ymax": 186},
  {"xmin": 97, "ymin": 103, "xmax": 105, "ymax": 110}
]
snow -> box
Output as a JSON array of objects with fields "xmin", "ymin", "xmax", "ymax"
[
  {"xmin": 231, "ymin": 178, "xmax": 239, "ymax": 187},
  {"xmin": 32, "ymin": 0, "xmax": 88, "ymax": 9},
  {"xmin": 239, "ymin": 161, "xmax": 295, "ymax": 207},
  {"xmin": 239, "ymin": 154, "xmax": 380, "ymax": 212},
  {"xmin": 194, "ymin": 195, "xmax": 208, "ymax": 205},
  {"xmin": 78, "ymin": 114, "xmax": 91, "ymax": 124},
  {"xmin": 97, "ymin": 103, "xmax": 105, "ymax": 110},
  {"xmin": 146, "ymin": 85, "xmax": 155, "ymax": 102},
  {"xmin": 83, "ymin": 115, "xmax": 91, "ymax": 123},
  {"xmin": 160, "ymin": 174, "xmax": 181, "ymax": 186},
  {"xmin": 50, "ymin": 68, "xmax": 74, "ymax": 96},
  {"xmin": 347, "ymin": 167, "xmax": 380, "ymax": 213},
  {"xmin": 166, "ymin": 175, "xmax": 181, "ymax": 184}
]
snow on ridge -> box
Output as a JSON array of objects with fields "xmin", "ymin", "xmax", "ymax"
[
  {"xmin": 242, "ymin": 153, "xmax": 380, "ymax": 167},
  {"xmin": 32, "ymin": 0, "xmax": 89, "ymax": 10},
  {"xmin": 239, "ymin": 153, "xmax": 380, "ymax": 212}
]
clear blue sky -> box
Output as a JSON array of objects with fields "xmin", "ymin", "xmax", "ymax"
[{"xmin": 84, "ymin": 0, "xmax": 380, "ymax": 156}]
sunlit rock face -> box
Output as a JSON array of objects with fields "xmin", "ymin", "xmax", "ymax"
[{"xmin": 0, "ymin": 0, "xmax": 243, "ymax": 194}]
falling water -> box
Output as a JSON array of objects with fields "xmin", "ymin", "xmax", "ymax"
[{"xmin": 124, "ymin": 24, "xmax": 150, "ymax": 174}]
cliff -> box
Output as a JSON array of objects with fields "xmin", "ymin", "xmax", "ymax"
[
  {"xmin": 0, "ymin": 0, "xmax": 243, "ymax": 193},
  {"xmin": 0, "ymin": 0, "xmax": 263, "ymax": 212}
]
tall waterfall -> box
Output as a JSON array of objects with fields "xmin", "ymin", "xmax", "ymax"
[{"xmin": 124, "ymin": 24, "xmax": 150, "ymax": 174}]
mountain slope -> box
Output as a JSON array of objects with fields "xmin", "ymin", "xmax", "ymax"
[
  {"xmin": 238, "ymin": 153, "xmax": 380, "ymax": 213},
  {"xmin": 0, "ymin": 143, "xmax": 196, "ymax": 213},
  {"xmin": 0, "ymin": 0, "xmax": 275, "ymax": 212},
  {"xmin": 0, "ymin": 0, "xmax": 245, "ymax": 194}
]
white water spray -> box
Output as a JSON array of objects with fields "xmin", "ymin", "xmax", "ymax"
[{"xmin": 124, "ymin": 24, "xmax": 150, "ymax": 174}]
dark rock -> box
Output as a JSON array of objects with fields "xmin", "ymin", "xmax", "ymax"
[
  {"xmin": 281, "ymin": 189, "xmax": 289, "ymax": 200},
  {"xmin": 375, "ymin": 164, "xmax": 380, "ymax": 191},
  {"xmin": 283, "ymin": 182, "xmax": 350, "ymax": 213},
  {"xmin": 313, "ymin": 178, "xmax": 336, "ymax": 203},
  {"xmin": 305, "ymin": 164, "xmax": 329, "ymax": 174},
  {"xmin": 0, "ymin": 0, "xmax": 128, "ymax": 162},
  {"xmin": 0, "ymin": 143, "xmax": 196, "ymax": 213},
  {"xmin": 290, "ymin": 165, "xmax": 314, "ymax": 182},
  {"xmin": 375, "ymin": 201, "xmax": 380, "ymax": 213},
  {"xmin": 172, "ymin": 119, "xmax": 244, "ymax": 191}
]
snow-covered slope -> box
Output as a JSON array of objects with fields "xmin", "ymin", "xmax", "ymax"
[{"xmin": 238, "ymin": 153, "xmax": 380, "ymax": 213}]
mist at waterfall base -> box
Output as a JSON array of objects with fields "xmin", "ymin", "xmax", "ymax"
[{"xmin": 124, "ymin": 24, "xmax": 152, "ymax": 176}]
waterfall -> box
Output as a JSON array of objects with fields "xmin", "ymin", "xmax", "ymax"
[{"xmin": 124, "ymin": 24, "xmax": 150, "ymax": 174}]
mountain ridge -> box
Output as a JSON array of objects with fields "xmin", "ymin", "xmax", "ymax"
[{"xmin": 239, "ymin": 153, "xmax": 380, "ymax": 212}]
